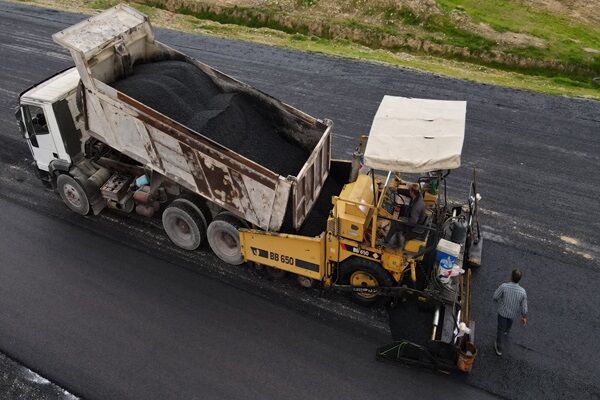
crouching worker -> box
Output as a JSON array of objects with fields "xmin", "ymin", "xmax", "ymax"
[{"xmin": 383, "ymin": 183, "xmax": 427, "ymax": 249}]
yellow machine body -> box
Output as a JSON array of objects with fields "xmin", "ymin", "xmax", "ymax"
[
  {"xmin": 238, "ymin": 172, "xmax": 432, "ymax": 286},
  {"xmin": 334, "ymin": 174, "xmax": 374, "ymax": 241},
  {"xmin": 239, "ymin": 231, "xmax": 326, "ymax": 281}
]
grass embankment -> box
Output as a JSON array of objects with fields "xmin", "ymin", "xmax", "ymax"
[{"xmin": 14, "ymin": 0, "xmax": 600, "ymax": 99}]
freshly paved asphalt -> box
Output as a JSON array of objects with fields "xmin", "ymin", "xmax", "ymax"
[
  {"xmin": 0, "ymin": 2, "xmax": 599, "ymax": 399},
  {"xmin": 0, "ymin": 196, "xmax": 494, "ymax": 400}
]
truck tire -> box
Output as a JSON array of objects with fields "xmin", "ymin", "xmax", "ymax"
[
  {"xmin": 172, "ymin": 195, "xmax": 212, "ymax": 226},
  {"xmin": 338, "ymin": 257, "xmax": 393, "ymax": 307},
  {"xmin": 207, "ymin": 213, "xmax": 246, "ymax": 265},
  {"xmin": 162, "ymin": 202, "xmax": 207, "ymax": 250},
  {"xmin": 56, "ymin": 174, "xmax": 90, "ymax": 215},
  {"xmin": 170, "ymin": 198, "xmax": 209, "ymax": 230}
]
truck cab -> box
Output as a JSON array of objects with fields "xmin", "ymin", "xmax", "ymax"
[{"xmin": 16, "ymin": 68, "xmax": 83, "ymax": 183}]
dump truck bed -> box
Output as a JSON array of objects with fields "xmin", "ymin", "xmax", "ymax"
[{"xmin": 53, "ymin": 5, "xmax": 331, "ymax": 231}]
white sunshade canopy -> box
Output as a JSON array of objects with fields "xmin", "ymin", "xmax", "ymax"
[{"xmin": 363, "ymin": 96, "xmax": 467, "ymax": 173}]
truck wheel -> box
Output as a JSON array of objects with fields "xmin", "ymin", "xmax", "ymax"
[
  {"xmin": 170, "ymin": 198, "xmax": 209, "ymax": 228},
  {"xmin": 162, "ymin": 202, "xmax": 207, "ymax": 250},
  {"xmin": 56, "ymin": 174, "xmax": 90, "ymax": 215},
  {"xmin": 338, "ymin": 258, "xmax": 393, "ymax": 307},
  {"xmin": 207, "ymin": 213, "xmax": 246, "ymax": 265},
  {"xmin": 172, "ymin": 196, "xmax": 212, "ymax": 225}
]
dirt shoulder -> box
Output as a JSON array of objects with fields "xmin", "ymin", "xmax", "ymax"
[
  {"xmin": 140, "ymin": 0, "xmax": 600, "ymax": 82},
  {"xmin": 11, "ymin": 0, "xmax": 600, "ymax": 99}
]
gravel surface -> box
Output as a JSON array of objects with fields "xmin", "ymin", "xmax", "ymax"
[
  {"xmin": 112, "ymin": 60, "xmax": 312, "ymax": 176},
  {"xmin": 0, "ymin": 2, "xmax": 599, "ymax": 400}
]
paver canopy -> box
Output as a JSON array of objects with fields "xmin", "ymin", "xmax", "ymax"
[{"xmin": 364, "ymin": 96, "xmax": 466, "ymax": 173}]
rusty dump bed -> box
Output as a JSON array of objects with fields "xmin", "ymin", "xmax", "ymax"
[
  {"xmin": 52, "ymin": 5, "xmax": 331, "ymax": 232},
  {"xmin": 110, "ymin": 60, "xmax": 320, "ymax": 178}
]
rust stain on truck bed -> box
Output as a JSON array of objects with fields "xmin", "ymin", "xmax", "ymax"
[{"xmin": 119, "ymin": 92, "xmax": 279, "ymax": 190}]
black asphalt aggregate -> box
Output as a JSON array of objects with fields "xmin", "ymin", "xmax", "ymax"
[
  {"xmin": 0, "ymin": 2, "xmax": 599, "ymax": 400},
  {"xmin": 111, "ymin": 60, "xmax": 314, "ymax": 176}
]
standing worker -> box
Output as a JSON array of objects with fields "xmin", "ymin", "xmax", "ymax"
[{"xmin": 493, "ymin": 269, "xmax": 528, "ymax": 356}]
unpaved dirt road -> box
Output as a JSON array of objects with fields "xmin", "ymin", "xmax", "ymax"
[{"xmin": 0, "ymin": 2, "xmax": 598, "ymax": 399}]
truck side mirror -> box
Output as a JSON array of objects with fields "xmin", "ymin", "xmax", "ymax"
[{"xmin": 14, "ymin": 107, "xmax": 26, "ymax": 138}]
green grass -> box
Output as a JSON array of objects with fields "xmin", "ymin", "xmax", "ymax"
[
  {"xmin": 423, "ymin": 14, "xmax": 496, "ymax": 52},
  {"xmin": 88, "ymin": 0, "xmax": 118, "ymax": 8},
  {"xmin": 437, "ymin": 0, "xmax": 600, "ymax": 74},
  {"xmin": 396, "ymin": 7, "xmax": 421, "ymax": 25},
  {"xmin": 164, "ymin": 8, "xmax": 598, "ymax": 98},
  {"xmin": 134, "ymin": 0, "xmax": 600, "ymax": 87},
  {"xmin": 295, "ymin": 0, "xmax": 318, "ymax": 7},
  {"xmin": 551, "ymin": 76, "xmax": 593, "ymax": 89},
  {"xmin": 169, "ymin": 5, "xmax": 314, "ymax": 37},
  {"xmin": 379, "ymin": 6, "xmax": 421, "ymax": 26}
]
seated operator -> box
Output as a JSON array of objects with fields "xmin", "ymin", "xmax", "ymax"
[{"xmin": 382, "ymin": 183, "xmax": 427, "ymax": 249}]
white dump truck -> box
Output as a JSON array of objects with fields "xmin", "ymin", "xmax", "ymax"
[{"xmin": 16, "ymin": 5, "xmax": 332, "ymax": 264}]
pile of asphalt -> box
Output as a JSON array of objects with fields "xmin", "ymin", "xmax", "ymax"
[
  {"xmin": 297, "ymin": 174, "xmax": 346, "ymax": 236},
  {"xmin": 111, "ymin": 60, "xmax": 310, "ymax": 176}
]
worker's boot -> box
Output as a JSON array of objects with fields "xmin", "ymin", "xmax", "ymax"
[{"xmin": 494, "ymin": 340, "xmax": 502, "ymax": 356}]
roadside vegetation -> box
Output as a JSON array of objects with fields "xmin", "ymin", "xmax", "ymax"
[{"xmin": 13, "ymin": 0, "xmax": 600, "ymax": 99}]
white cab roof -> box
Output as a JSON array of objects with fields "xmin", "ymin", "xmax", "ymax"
[
  {"xmin": 363, "ymin": 96, "xmax": 467, "ymax": 173},
  {"xmin": 21, "ymin": 68, "xmax": 80, "ymax": 103}
]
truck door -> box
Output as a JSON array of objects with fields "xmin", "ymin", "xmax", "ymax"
[{"xmin": 18, "ymin": 104, "xmax": 59, "ymax": 171}]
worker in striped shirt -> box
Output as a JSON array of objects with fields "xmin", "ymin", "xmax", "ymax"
[{"xmin": 493, "ymin": 269, "xmax": 528, "ymax": 356}]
